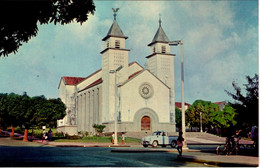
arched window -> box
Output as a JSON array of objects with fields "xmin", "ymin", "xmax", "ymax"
[
  {"xmin": 162, "ymin": 45, "xmax": 166, "ymax": 53},
  {"xmin": 115, "ymin": 40, "xmax": 120, "ymax": 48},
  {"xmin": 141, "ymin": 116, "xmax": 150, "ymax": 130}
]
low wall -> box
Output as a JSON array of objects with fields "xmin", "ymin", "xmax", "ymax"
[{"xmin": 57, "ymin": 126, "xmax": 78, "ymax": 135}]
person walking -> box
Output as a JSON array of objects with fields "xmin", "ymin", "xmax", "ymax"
[
  {"xmin": 111, "ymin": 132, "xmax": 115, "ymax": 144},
  {"xmin": 122, "ymin": 132, "xmax": 125, "ymax": 144},
  {"xmin": 177, "ymin": 131, "xmax": 184, "ymax": 156},
  {"xmin": 42, "ymin": 129, "xmax": 47, "ymax": 142},
  {"xmin": 48, "ymin": 128, "xmax": 53, "ymax": 141}
]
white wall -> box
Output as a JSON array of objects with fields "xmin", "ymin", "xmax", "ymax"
[
  {"xmin": 58, "ymin": 80, "xmax": 76, "ymax": 126},
  {"xmin": 119, "ymin": 70, "xmax": 170, "ymax": 123}
]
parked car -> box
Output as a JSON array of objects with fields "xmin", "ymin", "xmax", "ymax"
[{"xmin": 141, "ymin": 131, "xmax": 178, "ymax": 148}]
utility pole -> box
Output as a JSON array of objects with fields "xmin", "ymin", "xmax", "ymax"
[
  {"xmin": 169, "ymin": 40, "xmax": 187, "ymax": 148},
  {"xmin": 109, "ymin": 65, "xmax": 123, "ymax": 145}
]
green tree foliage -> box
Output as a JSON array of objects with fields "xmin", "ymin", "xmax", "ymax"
[
  {"xmin": 210, "ymin": 105, "xmax": 237, "ymax": 129},
  {"xmin": 0, "ymin": 93, "xmax": 66, "ymax": 129},
  {"xmin": 0, "ymin": 93, "xmax": 9, "ymax": 129},
  {"xmin": 175, "ymin": 107, "xmax": 181, "ymax": 128},
  {"xmin": 0, "ymin": 0, "xmax": 95, "ymax": 56},
  {"xmin": 186, "ymin": 100, "xmax": 236, "ymax": 130},
  {"xmin": 92, "ymin": 124, "xmax": 106, "ymax": 136},
  {"xmin": 43, "ymin": 98, "xmax": 66, "ymax": 128},
  {"xmin": 185, "ymin": 101, "xmax": 202, "ymax": 129},
  {"xmin": 225, "ymin": 74, "xmax": 258, "ymax": 130}
]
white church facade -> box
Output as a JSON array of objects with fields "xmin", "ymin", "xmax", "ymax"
[{"xmin": 57, "ymin": 12, "xmax": 177, "ymax": 135}]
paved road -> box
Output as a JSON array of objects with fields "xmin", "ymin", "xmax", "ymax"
[
  {"xmin": 0, "ymin": 138, "xmax": 214, "ymax": 167},
  {"xmin": 0, "ymin": 134, "xmax": 257, "ymax": 167},
  {"xmin": 0, "ymin": 146, "xmax": 217, "ymax": 167}
]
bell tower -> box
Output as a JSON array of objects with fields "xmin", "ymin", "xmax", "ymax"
[
  {"xmin": 146, "ymin": 16, "xmax": 176, "ymax": 125},
  {"xmin": 101, "ymin": 8, "xmax": 130, "ymax": 122}
]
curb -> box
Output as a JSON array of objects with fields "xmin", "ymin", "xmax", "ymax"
[
  {"xmin": 110, "ymin": 148, "xmax": 205, "ymax": 153},
  {"xmin": 177, "ymin": 155, "xmax": 259, "ymax": 167}
]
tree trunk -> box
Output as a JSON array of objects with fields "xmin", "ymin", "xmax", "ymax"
[
  {"xmin": 23, "ymin": 129, "xmax": 28, "ymax": 142},
  {"xmin": 10, "ymin": 127, "xmax": 15, "ymax": 137}
]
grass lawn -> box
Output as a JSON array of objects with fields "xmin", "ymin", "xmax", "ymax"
[
  {"xmin": 54, "ymin": 136, "xmax": 141, "ymax": 143},
  {"xmin": 7, "ymin": 127, "xmax": 141, "ymax": 143}
]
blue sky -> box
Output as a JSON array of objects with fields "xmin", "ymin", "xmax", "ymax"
[{"xmin": 0, "ymin": 1, "xmax": 258, "ymax": 104}]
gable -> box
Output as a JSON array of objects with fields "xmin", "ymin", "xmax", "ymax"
[
  {"xmin": 58, "ymin": 76, "xmax": 85, "ymax": 89},
  {"xmin": 119, "ymin": 69, "xmax": 170, "ymax": 89}
]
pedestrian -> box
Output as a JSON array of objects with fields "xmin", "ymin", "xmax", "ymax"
[
  {"xmin": 177, "ymin": 131, "xmax": 184, "ymax": 156},
  {"xmin": 42, "ymin": 129, "xmax": 47, "ymax": 142},
  {"xmin": 111, "ymin": 132, "xmax": 115, "ymax": 144},
  {"xmin": 48, "ymin": 128, "xmax": 53, "ymax": 141},
  {"xmin": 251, "ymin": 126, "xmax": 258, "ymax": 150},
  {"xmin": 122, "ymin": 132, "xmax": 125, "ymax": 144}
]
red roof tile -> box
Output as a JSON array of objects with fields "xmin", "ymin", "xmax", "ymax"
[
  {"xmin": 78, "ymin": 78, "xmax": 102, "ymax": 92},
  {"xmin": 128, "ymin": 70, "xmax": 143, "ymax": 80},
  {"xmin": 214, "ymin": 101, "xmax": 226, "ymax": 105},
  {"xmin": 175, "ymin": 102, "xmax": 191, "ymax": 109},
  {"xmin": 63, "ymin": 76, "xmax": 86, "ymax": 85}
]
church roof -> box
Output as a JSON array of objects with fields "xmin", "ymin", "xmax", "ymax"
[
  {"xmin": 119, "ymin": 69, "xmax": 170, "ymax": 89},
  {"xmin": 214, "ymin": 101, "xmax": 226, "ymax": 105},
  {"xmin": 63, "ymin": 76, "xmax": 86, "ymax": 85},
  {"xmin": 78, "ymin": 78, "xmax": 103, "ymax": 93},
  {"xmin": 102, "ymin": 19, "xmax": 128, "ymax": 41},
  {"xmin": 175, "ymin": 102, "xmax": 191, "ymax": 109},
  {"xmin": 148, "ymin": 19, "xmax": 169, "ymax": 46},
  {"xmin": 128, "ymin": 70, "xmax": 143, "ymax": 80}
]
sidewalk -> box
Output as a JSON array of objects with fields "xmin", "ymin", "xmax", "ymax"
[{"xmin": 177, "ymin": 154, "xmax": 259, "ymax": 167}]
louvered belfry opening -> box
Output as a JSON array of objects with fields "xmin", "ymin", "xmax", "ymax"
[{"xmin": 141, "ymin": 116, "xmax": 151, "ymax": 130}]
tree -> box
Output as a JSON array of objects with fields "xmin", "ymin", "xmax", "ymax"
[
  {"xmin": 185, "ymin": 100, "xmax": 236, "ymax": 132},
  {"xmin": 186, "ymin": 100, "xmax": 220, "ymax": 131},
  {"xmin": 185, "ymin": 103, "xmax": 201, "ymax": 130},
  {"xmin": 0, "ymin": 93, "xmax": 66, "ymax": 140},
  {"xmin": 225, "ymin": 74, "xmax": 258, "ymax": 130},
  {"xmin": 92, "ymin": 124, "xmax": 106, "ymax": 136},
  {"xmin": 0, "ymin": 93, "xmax": 9, "ymax": 130},
  {"xmin": 43, "ymin": 98, "xmax": 66, "ymax": 128},
  {"xmin": 175, "ymin": 107, "xmax": 181, "ymax": 129},
  {"xmin": 6, "ymin": 93, "xmax": 24, "ymax": 137},
  {"xmin": 0, "ymin": 0, "xmax": 95, "ymax": 56},
  {"xmin": 210, "ymin": 104, "xmax": 237, "ymax": 129},
  {"xmin": 28, "ymin": 95, "xmax": 48, "ymax": 129}
]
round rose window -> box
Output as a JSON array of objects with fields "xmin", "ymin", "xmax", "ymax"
[{"xmin": 139, "ymin": 83, "xmax": 153, "ymax": 99}]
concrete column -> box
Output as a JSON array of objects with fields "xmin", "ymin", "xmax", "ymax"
[
  {"xmin": 82, "ymin": 93, "xmax": 86, "ymax": 132},
  {"xmin": 77, "ymin": 95, "xmax": 82, "ymax": 132},
  {"xmin": 98, "ymin": 87, "xmax": 102, "ymax": 124},
  {"xmin": 86, "ymin": 92, "xmax": 90, "ymax": 132},
  {"xmin": 94, "ymin": 88, "xmax": 99, "ymax": 124},
  {"xmin": 89, "ymin": 90, "xmax": 94, "ymax": 134}
]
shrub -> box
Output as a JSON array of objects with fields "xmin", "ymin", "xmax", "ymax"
[{"xmin": 92, "ymin": 124, "xmax": 106, "ymax": 136}]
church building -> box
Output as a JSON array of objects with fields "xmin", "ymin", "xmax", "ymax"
[{"xmin": 57, "ymin": 11, "xmax": 177, "ymax": 135}]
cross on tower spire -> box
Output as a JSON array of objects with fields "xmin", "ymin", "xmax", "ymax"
[{"xmin": 159, "ymin": 13, "xmax": 162, "ymax": 27}]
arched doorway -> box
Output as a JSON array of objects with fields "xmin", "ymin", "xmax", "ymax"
[{"xmin": 141, "ymin": 116, "xmax": 150, "ymax": 130}]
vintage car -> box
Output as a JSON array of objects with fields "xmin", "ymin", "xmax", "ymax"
[{"xmin": 141, "ymin": 131, "xmax": 178, "ymax": 148}]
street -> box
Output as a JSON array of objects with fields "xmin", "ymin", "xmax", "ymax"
[
  {"xmin": 0, "ymin": 136, "xmax": 257, "ymax": 167},
  {"xmin": 0, "ymin": 145, "xmax": 214, "ymax": 167}
]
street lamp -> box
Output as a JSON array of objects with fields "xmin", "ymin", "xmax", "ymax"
[
  {"xmin": 109, "ymin": 65, "xmax": 123, "ymax": 145},
  {"xmin": 169, "ymin": 40, "xmax": 187, "ymax": 148},
  {"xmin": 200, "ymin": 112, "xmax": 203, "ymax": 133}
]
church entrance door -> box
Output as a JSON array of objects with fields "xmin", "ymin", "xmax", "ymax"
[{"xmin": 141, "ymin": 116, "xmax": 150, "ymax": 130}]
